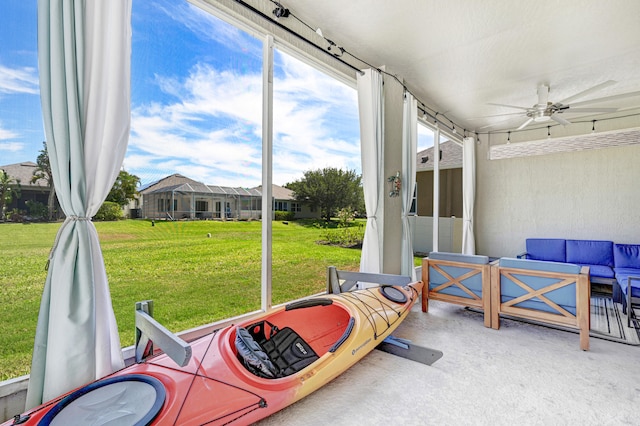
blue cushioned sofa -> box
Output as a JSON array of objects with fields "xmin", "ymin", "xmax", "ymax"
[
  {"xmin": 520, "ymin": 238, "xmax": 615, "ymax": 285},
  {"xmin": 612, "ymin": 244, "xmax": 640, "ymax": 327},
  {"xmin": 520, "ymin": 239, "xmax": 640, "ymax": 325},
  {"xmin": 491, "ymin": 257, "xmax": 591, "ymax": 350}
]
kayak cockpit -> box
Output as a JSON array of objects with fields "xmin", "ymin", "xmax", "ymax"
[{"xmin": 234, "ymin": 298, "xmax": 353, "ymax": 379}]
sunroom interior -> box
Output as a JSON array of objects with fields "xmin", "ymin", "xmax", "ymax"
[{"xmin": 3, "ymin": 0, "xmax": 640, "ymax": 424}]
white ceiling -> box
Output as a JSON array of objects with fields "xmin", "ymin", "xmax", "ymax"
[{"xmin": 286, "ymin": 0, "xmax": 640, "ymax": 138}]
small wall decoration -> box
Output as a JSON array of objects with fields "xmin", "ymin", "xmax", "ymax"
[{"xmin": 388, "ymin": 171, "xmax": 401, "ymax": 197}]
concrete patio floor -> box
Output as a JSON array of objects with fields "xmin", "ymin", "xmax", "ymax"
[{"xmin": 256, "ymin": 300, "xmax": 640, "ymax": 425}]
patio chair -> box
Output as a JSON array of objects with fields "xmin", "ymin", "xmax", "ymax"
[
  {"xmin": 491, "ymin": 258, "xmax": 590, "ymax": 350},
  {"xmin": 422, "ymin": 252, "xmax": 492, "ymax": 328}
]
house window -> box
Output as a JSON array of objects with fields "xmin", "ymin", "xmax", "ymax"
[
  {"xmin": 275, "ymin": 201, "xmax": 288, "ymax": 211},
  {"xmin": 157, "ymin": 198, "xmax": 176, "ymax": 211},
  {"xmin": 410, "ymin": 183, "xmax": 417, "ymax": 215},
  {"xmin": 195, "ymin": 200, "xmax": 208, "ymax": 211},
  {"xmin": 291, "ymin": 202, "xmax": 301, "ymax": 212}
]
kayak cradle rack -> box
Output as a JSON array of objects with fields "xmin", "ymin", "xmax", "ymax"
[{"xmin": 135, "ymin": 300, "xmax": 192, "ymax": 367}]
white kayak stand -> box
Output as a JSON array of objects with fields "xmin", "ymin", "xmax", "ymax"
[
  {"xmin": 135, "ymin": 300, "xmax": 192, "ymax": 367},
  {"xmin": 377, "ymin": 335, "xmax": 443, "ymax": 366}
]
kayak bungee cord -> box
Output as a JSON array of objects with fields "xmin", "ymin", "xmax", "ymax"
[
  {"xmin": 147, "ymin": 329, "xmax": 268, "ymax": 425},
  {"xmin": 336, "ymin": 285, "xmax": 417, "ymax": 339}
]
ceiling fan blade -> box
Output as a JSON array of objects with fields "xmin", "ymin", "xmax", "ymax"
[
  {"xmin": 467, "ymin": 112, "xmax": 524, "ymax": 120},
  {"xmin": 550, "ymin": 115, "xmax": 571, "ymax": 126},
  {"xmin": 516, "ymin": 117, "xmax": 534, "ymax": 130},
  {"xmin": 487, "ymin": 102, "xmax": 530, "ymax": 111},
  {"xmin": 558, "ymin": 80, "xmax": 617, "ymax": 104},
  {"xmin": 563, "ymin": 107, "xmax": 618, "ymax": 113},
  {"xmin": 475, "ymin": 116, "xmax": 523, "ymax": 130},
  {"xmin": 568, "ymin": 90, "xmax": 640, "ymax": 108}
]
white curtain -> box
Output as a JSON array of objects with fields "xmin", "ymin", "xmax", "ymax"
[
  {"xmin": 27, "ymin": 0, "xmax": 132, "ymax": 408},
  {"xmin": 401, "ymin": 93, "xmax": 417, "ymax": 280},
  {"xmin": 357, "ymin": 69, "xmax": 383, "ymax": 273},
  {"xmin": 462, "ymin": 137, "xmax": 476, "ymax": 254}
]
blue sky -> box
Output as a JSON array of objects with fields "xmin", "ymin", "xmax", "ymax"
[{"xmin": 1, "ymin": 0, "xmax": 433, "ymax": 188}]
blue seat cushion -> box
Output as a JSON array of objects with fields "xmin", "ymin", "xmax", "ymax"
[
  {"xmin": 566, "ymin": 239, "xmax": 614, "ymax": 267},
  {"xmin": 574, "ymin": 264, "xmax": 614, "ymax": 279},
  {"xmin": 525, "ymin": 239, "xmax": 566, "ymax": 262},
  {"xmin": 614, "ymin": 244, "xmax": 640, "ymax": 269},
  {"xmin": 614, "ymin": 268, "xmax": 640, "ymax": 298}
]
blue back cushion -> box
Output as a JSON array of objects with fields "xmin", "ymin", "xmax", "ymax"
[
  {"xmin": 428, "ymin": 252, "xmax": 489, "ymax": 265},
  {"xmin": 500, "ymin": 257, "xmax": 581, "ymax": 274},
  {"xmin": 428, "ymin": 252, "xmax": 488, "ymax": 299},
  {"xmin": 525, "ymin": 239, "xmax": 566, "ymax": 262},
  {"xmin": 566, "ymin": 239, "xmax": 613, "ymax": 267},
  {"xmin": 613, "ymin": 244, "xmax": 640, "ymax": 269},
  {"xmin": 499, "ymin": 257, "xmax": 579, "ymax": 315},
  {"xmin": 429, "ymin": 265, "xmax": 484, "ymax": 298}
]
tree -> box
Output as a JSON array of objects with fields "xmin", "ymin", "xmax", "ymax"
[
  {"xmin": 286, "ymin": 167, "xmax": 363, "ymax": 221},
  {"xmin": 106, "ymin": 170, "xmax": 140, "ymax": 207},
  {"xmin": 0, "ymin": 169, "xmax": 21, "ymax": 221},
  {"xmin": 32, "ymin": 141, "xmax": 57, "ymax": 221}
]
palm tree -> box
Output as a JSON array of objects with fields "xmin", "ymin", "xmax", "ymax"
[
  {"xmin": 32, "ymin": 142, "xmax": 57, "ymax": 221},
  {"xmin": 0, "ymin": 169, "xmax": 20, "ymax": 221}
]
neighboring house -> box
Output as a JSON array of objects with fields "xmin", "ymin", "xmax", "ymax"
[
  {"xmin": 0, "ymin": 162, "xmax": 56, "ymax": 216},
  {"xmin": 254, "ymin": 184, "xmax": 320, "ymax": 219},
  {"xmin": 139, "ymin": 174, "xmax": 320, "ymax": 220},
  {"xmin": 415, "ymin": 139, "xmax": 463, "ymax": 218}
]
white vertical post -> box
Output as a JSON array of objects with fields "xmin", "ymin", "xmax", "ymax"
[
  {"xmin": 432, "ymin": 126, "xmax": 440, "ymax": 252},
  {"xmin": 261, "ymin": 35, "xmax": 274, "ymax": 312}
]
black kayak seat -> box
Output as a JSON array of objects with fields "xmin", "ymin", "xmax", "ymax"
[{"xmin": 235, "ymin": 324, "xmax": 319, "ymax": 378}]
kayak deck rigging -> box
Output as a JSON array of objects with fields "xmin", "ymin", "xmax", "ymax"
[{"xmin": 335, "ymin": 285, "xmax": 419, "ymax": 339}]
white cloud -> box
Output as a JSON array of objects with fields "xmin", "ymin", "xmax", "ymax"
[
  {"xmin": 129, "ymin": 56, "xmax": 360, "ymax": 188},
  {"xmin": 0, "ymin": 124, "xmax": 24, "ymax": 155},
  {"xmin": 157, "ymin": 0, "xmax": 259, "ymax": 55},
  {"xmin": 0, "ymin": 141, "xmax": 24, "ymax": 153},
  {"xmin": 0, "ymin": 64, "xmax": 39, "ymax": 95},
  {"xmin": 0, "ymin": 125, "xmax": 19, "ymax": 140}
]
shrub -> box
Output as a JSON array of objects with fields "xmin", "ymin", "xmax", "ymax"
[
  {"xmin": 336, "ymin": 208, "xmax": 355, "ymax": 228},
  {"xmin": 274, "ymin": 210, "xmax": 295, "ymax": 221},
  {"xmin": 318, "ymin": 222, "xmax": 364, "ymax": 248},
  {"xmin": 6, "ymin": 209, "xmax": 26, "ymax": 223},
  {"xmin": 94, "ymin": 201, "xmax": 123, "ymax": 221},
  {"xmin": 25, "ymin": 200, "xmax": 48, "ymax": 220}
]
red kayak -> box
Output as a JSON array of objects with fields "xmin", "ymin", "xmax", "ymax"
[{"xmin": 5, "ymin": 281, "xmax": 421, "ymax": 425}]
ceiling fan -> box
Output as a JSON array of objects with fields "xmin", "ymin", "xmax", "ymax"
[{"xmin": 487, "ymin": 80, "xmax": 640, "ymax": 130}]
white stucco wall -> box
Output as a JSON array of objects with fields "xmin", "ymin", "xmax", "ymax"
[{"xmin": 476, "ymin": 140, "xmax": 640, "ymax": 258}]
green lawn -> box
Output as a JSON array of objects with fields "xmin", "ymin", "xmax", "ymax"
[{"xmin": 0, "ymin": 219, "xmax": 363, "ymax": 381}]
